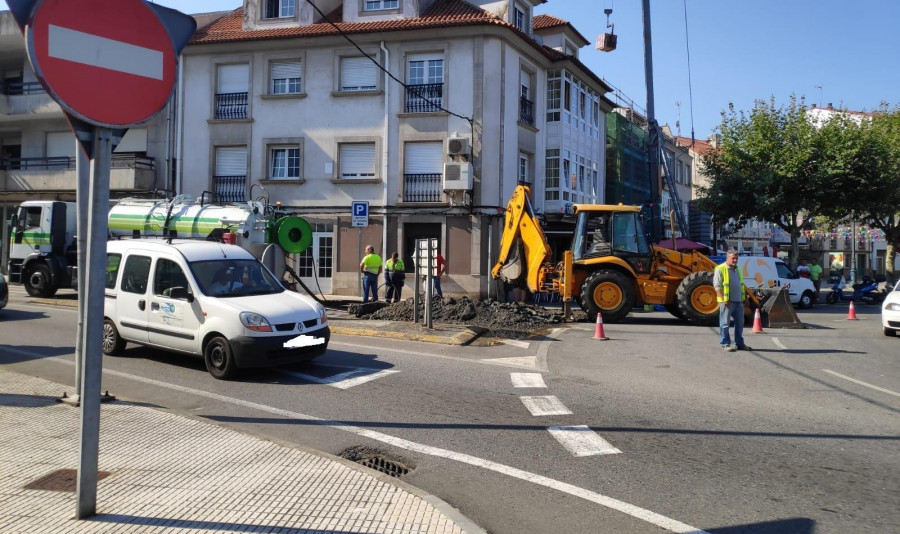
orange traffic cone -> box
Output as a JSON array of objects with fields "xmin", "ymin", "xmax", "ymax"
[
  {"xmin": 751, "ymin": 308, "xmax": 765, "ymax": 333},
  {"xmin": 847, "ymin": 300, "xmax": 858, "ymax": 320},
  {"xmin": 593, "ymin": 312, "xmax": 609, "ymax": 340}
]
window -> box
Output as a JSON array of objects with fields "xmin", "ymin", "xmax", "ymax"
[
  {"xmin": 340, "ymin": 56, "xmax": 377, "ymax": 91},
  {"xmin": 121, "ymin": 255, "xmax": 151, "ymax": 294},
  {"xmin": 154, "ymin": 258, "xmax": 189, "ymax": 298},
  {"xmin": 518, "ymin": 153, "xmax": 530, "ymax": 185},
  {"xmin": 216, "ymin": 64, "xmax": 249, "ymax": 119},
  {"xmin": 519, "ymin": 70, "xmax": 534, "ymax": 126},
  {"xmin": 215, "ymin": 147, "xmax": 248, "ymax": 202},
  {"xmin": 364, "ymin": 0, "xmax": 398, "ymax": 11},
  {"xmin": 685, "ymin": 165, "xmax": 692, "ymax": 186},
  {"xmin": 270, "ymin": 60, "xmax": 301, "ymax": 94},
  {"xmin": 514, "ymin": 7, "xmax": 527, "ymax": 31},
  {"xmin": 105, "ymin": 253, "xmax": 122, "ymax": 289},
  {"xmin": 545, "ymin": 149, "xmax": 559, "ymax": 201},
  {"xmin": 269, "ymin": 146, "xmax": 301, "ymax": 179},
  {"xmin": 339, "ymin": 143, "xmax": 376, "ymax": 179},
  {"xmin": 264, "ymin": 0, "xmax": 294, "ymax": 18},
  {"xmin": 403, "ymin": 141, "xmax": 443, "ymax": 202},
  {"xmin": 406, "ymin": 54, "xmax": 443, "ymax": 112},
  {"xmin": 546, "ymin": 76, "xmax": 561, "ymax": 122}
]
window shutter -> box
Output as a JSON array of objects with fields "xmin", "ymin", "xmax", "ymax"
[
  {"xmin": 404, "ymin": 142, "xmax": 442, "ymax": 174},
  {"xmin": 46, "ymin": 132, "xmax": 75, "ymax": 157},
  {"xmin": 341, "ymin": 57, "xmax": 376, "ymax": 90},
  {"xmin": 217, "ymin": 64, "xmax": 249, "ymax": 93},
  {"xmin": 215, "ymin": 147, "xmax": 247, "ymax": 176},
  {"xmin": 272, "ymin": 61, "xmax": 301, "ymax": 80},
  {"xmin": 339, "ymin": 144, "xmax": 375, "ymax": 177},
  {"xmin": 113, "ymin": 128, "xmax": 147, "ymax": 153}
]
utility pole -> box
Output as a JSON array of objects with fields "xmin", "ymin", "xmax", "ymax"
[{"xmin": 642, "ymin": 0, "xmax": 662, "ymax": 243}]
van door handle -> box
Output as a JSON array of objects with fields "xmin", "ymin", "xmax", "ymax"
[
  {"xmin": 151, "ymin": 302, "xmax": 159, "ymax": 311},
  {"xmin": 138, "ymin": 299, "xmax": 146, "ymax": 311}
]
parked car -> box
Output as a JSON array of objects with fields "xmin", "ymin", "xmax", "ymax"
[
  {"xmin": 102, "ymin": 239, "xmax": 329, "ymax": 379},
  {"xmin": 881, "ymin": 281, "xmax": 900, "ymax": 337},
  {"xmin": 738, "ymin": 256, "xmax": 817, "ymax": 308},
  {"xmin": 0, "ymin": 273, "xmax": 8, "ymax": 311}
]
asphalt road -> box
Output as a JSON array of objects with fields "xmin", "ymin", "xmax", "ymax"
[{"xmin": 1, "ymin": 286, "xmax": 898, "ymax": 534}]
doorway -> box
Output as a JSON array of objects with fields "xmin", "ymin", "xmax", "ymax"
[
  {"xmin": 294, "ymin": 232, "xmax": 333, "ymax": 294},
  {"xmin": 404, "ymin": 223, "xmax": 441, "ymax": 276}
]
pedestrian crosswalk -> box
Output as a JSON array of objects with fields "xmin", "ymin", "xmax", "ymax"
[{"xmin": 511, "ymin": 372, "xmax": 621, "ymax": 458}]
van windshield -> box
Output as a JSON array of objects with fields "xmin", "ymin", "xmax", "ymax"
[{"xmin": 191, "ymin": 259, "xmax": 284, "ymax": 297}]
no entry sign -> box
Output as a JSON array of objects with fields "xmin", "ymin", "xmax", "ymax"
[{"xmin": 26, "ymin": 0, "xmax": 177, "ymax": 127}]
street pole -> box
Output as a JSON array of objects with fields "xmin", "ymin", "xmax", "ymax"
[
  {"xmin": 642, "ymin": 0, "xmax": 661, "ymax": 243},
  {"xmin": 76, "ymin": 126, "xmax": 112, "ymax": 518}
]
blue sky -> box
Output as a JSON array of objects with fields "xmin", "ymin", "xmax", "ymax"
[{"xmin": 11, "ymin": 0, "xmax": 897, "ymax": 139}]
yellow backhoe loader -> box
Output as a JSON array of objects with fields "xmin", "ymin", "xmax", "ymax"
[{"xmin": 491, "ymin": 185, "xmax": 797, "ymax": 326}]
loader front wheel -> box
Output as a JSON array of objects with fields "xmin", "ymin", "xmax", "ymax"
[
  {"xmin": 676, "ymin": 271, "xmax": 718, "ymax": 326},
  {"xmin": 580, "ymin": 270, "xmax": 634, "ymax": 324}
]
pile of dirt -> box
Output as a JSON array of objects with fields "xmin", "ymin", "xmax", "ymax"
[{"xmin": 348, "ymin": 297, "xmax": 585, "ymax": 332}]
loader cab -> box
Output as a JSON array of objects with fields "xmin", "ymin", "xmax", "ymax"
[{"xmin": 573, "ymin": 208, "xmax": 653, "ymax": 274}]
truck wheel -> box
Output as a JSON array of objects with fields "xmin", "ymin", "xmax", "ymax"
[
  {"xmin": 24, "ymin": 264, "xmax": 58, "ymax": 298},
  {"xmin": 204, "ymin": 336, "xmax": 237, "ymax": 380},
  {"xmin": 580, "ymin": 270, "xmax": 634, "ymax": 323},
  {"xmin": 798, "ymin": 290, "xmax": 814, "ymax": 309},
  {"xmin": 102, "ymin": 319, "xmax": 126, "ymax": 355},
  {"xmin": 675, "ymin": 272, "xmax": 718, "ymax": 326}
]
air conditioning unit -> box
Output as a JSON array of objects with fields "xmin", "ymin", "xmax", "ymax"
[
  {"xmin": 447, "ymin": 137, "xmax": 470, "ymax": 157},
  {"xmin": 443, "ymin": 162, "xmax": 473, "ymax": 190}
]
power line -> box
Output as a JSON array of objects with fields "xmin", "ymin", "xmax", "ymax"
[
  {"xmin": 682, "ymin": 0, "xmax": 695, "ymax": 145},
  {"xmin": 304, "ymin": 0, "xmax": 473, "ymax": 126}
]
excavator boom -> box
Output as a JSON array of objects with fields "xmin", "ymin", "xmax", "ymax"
[{"xmin": 491, "ymin": 185, "xmax": 552, "ymax": 292}]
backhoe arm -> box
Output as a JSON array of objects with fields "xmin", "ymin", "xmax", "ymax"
[{"xmin": 491, "ymin": 185, "xmax": 551, "ymax": 292}]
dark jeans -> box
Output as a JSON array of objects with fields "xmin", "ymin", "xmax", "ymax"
[
  {"xmin": 385, "ymin": 273, "xmax": 404, "ymax": 302},
  {"xmin": 719, "ymin": 301, "xmax": 745, "ymax": 347},
  {"xmin": 362, "ymin": 272, "xmax": 378, "ymax": 303}
]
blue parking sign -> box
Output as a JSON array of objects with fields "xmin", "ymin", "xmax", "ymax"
[{"xmin": 352, "ymin": 201, "xmax": 369, "ymax": 227}]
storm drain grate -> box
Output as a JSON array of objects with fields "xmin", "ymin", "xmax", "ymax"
[
  {"xmin": 339, "ymin": 446, "xmax": 414, "ymax": 478},
  {"xmin": 24, "ymin": 469, "xmax": 111, "ymax": 492}
]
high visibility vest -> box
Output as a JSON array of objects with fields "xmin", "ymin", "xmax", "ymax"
[
  {"xmin": 385, "ymin": 259, "xmax": 404, "ymax": 272},
  {"xmin": 716, "ymin": 263, "xmax": 745, "ymax": 303}
]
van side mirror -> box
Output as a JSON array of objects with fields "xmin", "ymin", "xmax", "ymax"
[{"xmin": 167, "ymin": 286, "xmax": 194, "ymax": 302}]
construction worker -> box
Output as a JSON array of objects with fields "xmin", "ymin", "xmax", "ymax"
[
  {"xmin": 384, "ymin": 252, "xmax": 405, "ymax": 302},
  {"xmin": 359, "ymin": 245, "xmax": 382, "ymax": 303},
  {"xmin": 714, "ymin": 250, "xmax": 751, "ymax": 352}
]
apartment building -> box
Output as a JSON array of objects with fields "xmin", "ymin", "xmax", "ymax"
[{"xmin": 178, "ymin": 0, "xmax": 612, "ymax": 297}]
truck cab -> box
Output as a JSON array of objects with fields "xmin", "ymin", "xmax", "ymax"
[{"xmin": 7, "ymin": 200, "xmax": 78, "ymax": 297}]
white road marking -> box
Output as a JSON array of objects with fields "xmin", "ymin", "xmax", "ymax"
[
  {"xmin": 823, "ymin": 369, "xmax": 900, "ymax": 398},
  {"xmin": 7, "ymin": 347, "xmax": 709, "ymax": 534},
  {"xmin": 482, "ymin": 356, "xmax": 537, "ymax": 369},
  {"xmin": 771, "ymin": 337, "xmax": 787, "ymax": 350},
  {"xmin": 498, "ymin": 338, "xmax": 530, "ymax": 349},
  {"xmin": 520, "ymin": 395, "xmax": 572, "ymax": 416},
  {"xmin": 548, "ymin": 425, "xmax": 622, "ymax": 457},
  {"xmin": 283, "ymin": 368, "xmax": 399, "ymax": 389},
  {"xmin": 48, "ymin": 25, "xmax": 164, "ymax": 80},
  {"xmin": 510, "ymin": 373, "xmax": 547, "ymax": 388}
]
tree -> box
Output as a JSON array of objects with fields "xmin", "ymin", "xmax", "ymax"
[{"xmin": 696, "ymin": 96, "xmax": 828, "ymax": 267}]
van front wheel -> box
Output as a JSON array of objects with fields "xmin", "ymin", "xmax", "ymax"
[{"xmin": 204, "ymin": 336, "xmax": 237, "ymax": 380}]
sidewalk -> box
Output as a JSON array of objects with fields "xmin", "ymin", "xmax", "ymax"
[{"xmin": 0, "ymin": 369, "xmax": 484, "ymax": 534}]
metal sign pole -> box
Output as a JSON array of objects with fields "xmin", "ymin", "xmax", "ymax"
[
  {"xmin": 425, "ymin": 242, "xmax": 433, "ymax": 328},
  {"xmin": 76, "ymin": 126, "xmax": 112, "ymax": 518},
  {"xmin": 413, "ymin": 239, "xmax": 421, "ymax": 324},
  {"xmin": 70, "ymin": 141, "xmax": 90, "ymax": 404}
]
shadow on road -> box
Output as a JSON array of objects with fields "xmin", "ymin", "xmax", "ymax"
[{"xmin": 707, "ymin": 517, "xmax": 815, "ymax": 534}]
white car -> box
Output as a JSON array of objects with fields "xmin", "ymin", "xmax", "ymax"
[
  {"xmin": 102, "ymin": 239, "xmax": 329, "ymax": 379},
  {"xmin": 882, "ymin": 281, "xmax": 900, "ymax": 337}
]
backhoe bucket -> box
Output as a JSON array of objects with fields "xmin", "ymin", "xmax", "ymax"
[{"xmin": 751, "ymin": 287, "xmax": 806, "ymax": 329}]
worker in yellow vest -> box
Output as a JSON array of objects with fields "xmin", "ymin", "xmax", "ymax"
[
  {"xmin": 713, "ymin": 250, "xmax": 751, "ymax": 352},
  {"xmin": 359, "ymin": 245, "xmax": 382, "ymax": 303},
  {"xmin": 384, "ymin": 252, "xmax": 406, "ymax": 302}
]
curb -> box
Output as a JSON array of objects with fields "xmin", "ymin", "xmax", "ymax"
[{"xmin": 329, "ymin": 324, "xmax": 484, "ymax": 345}]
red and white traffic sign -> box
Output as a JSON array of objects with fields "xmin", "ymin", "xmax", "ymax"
[{"xmin": 26, "ymin": 0, "xmax": 177, "ymax": 127}]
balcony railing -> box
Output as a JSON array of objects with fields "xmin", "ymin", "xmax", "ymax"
[
  {"xmin": 2, "ymin": 81, "xmax": 45, "ymax": 95},
  {"xmin": 403, "ymin": 173, "xmax": 442, "ymax": 202},
  {"xmin": 0, "ymin": 154, "xmax": 155, "ymax": 171},
  {"xmin": 214, "ymin": 175, "xmax": 246, "ymax": 203},
  {"xmin": 215, "ymin": 92, "xmax": 249, "ymax": 119},
  {"xmin": 519, "ymin": 96, "xmax": 534, "ymax": 126},
  {"xmin": 405, "ymin": 83, "xmax": 443, "ymax": 113}
]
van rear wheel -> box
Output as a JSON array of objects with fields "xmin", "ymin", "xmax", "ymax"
[{"xmin": 204, "ymin": 336, "xmax": 237, "ymax": 380}]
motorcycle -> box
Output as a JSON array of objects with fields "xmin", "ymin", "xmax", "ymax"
[{"xmin": 825, "ymin": 275, "xmax": 886, "ymax": 305}]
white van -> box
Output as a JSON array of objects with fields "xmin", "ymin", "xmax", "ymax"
[
  {"xmin": 102, "ymin": 239, "xmax": 329, "ymax": 379},
  {"xmin": 739, "ymin": 256, "xmax": 817, "ymax": 308}
]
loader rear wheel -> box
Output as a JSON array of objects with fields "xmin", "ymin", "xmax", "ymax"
[
  {"xmin": 580, "ymin": 270, "xmax": 634, "ymax": 324},
  {"xmin": 676, "ymin": 271, "xmax": 718, "ymax": 326}
]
